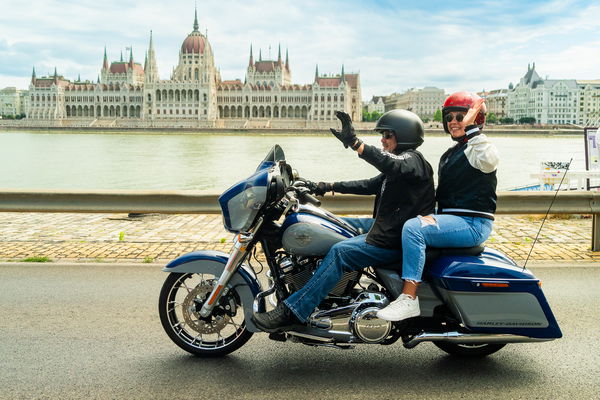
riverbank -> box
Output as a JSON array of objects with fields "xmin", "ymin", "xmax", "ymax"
[
  {"xmin": 0, "ymin": 212, "xmax": 595, "ymax": 263},
  {"xmin": 0, "ymin": 119, "xmax": 584, "ymax": 135}
]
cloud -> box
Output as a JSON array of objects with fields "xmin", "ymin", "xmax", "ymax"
[{"xmin": 1, "ymin": 0, "xmax": 600, "ymax": 99}]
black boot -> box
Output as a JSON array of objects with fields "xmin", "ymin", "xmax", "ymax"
[{"xmin": 252, "ymin": 302, "xmax": 299, "ymax": 332}]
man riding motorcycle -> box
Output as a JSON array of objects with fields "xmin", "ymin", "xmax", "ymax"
[{"xmin": 252, "ymin": 109, "xmax": 435, "ymax": 332}]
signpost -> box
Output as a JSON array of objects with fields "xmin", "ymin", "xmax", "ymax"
[{"xmin": 584, "ymin": 127, "xmax": 600, "ymax": 189}]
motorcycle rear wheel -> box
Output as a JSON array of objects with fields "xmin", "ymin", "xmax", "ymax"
[
  {"xmin": 159, "ymin": 272, "xmax": 253, "ymax": 357},
  {"xmin": 433, "ymin": 341, "xmax": 506, "ymax": 357}
]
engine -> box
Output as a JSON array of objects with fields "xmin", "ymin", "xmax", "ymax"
[
  {"xmin": 275, "ymin": 253, "xmax": 360, "ymax": 297},
  {"xmin": 274, "ymin": 253, "xmax": 392, "ymax": 344},
  {"xmin": 309, "ymin": 292, "xmax": 393, "ymax": 344}
]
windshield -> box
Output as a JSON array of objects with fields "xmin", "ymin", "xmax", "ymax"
[{"xmin": 256, "ymin": 144, "xmax": 285, "ymax": 172}]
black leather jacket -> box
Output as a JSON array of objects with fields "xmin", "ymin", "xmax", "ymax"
[{"xmin": 332, "ymin": 144, "xmax": 435, "ymax": 249}]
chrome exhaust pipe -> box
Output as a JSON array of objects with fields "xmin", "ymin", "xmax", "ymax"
[{"xmin": 403, "ymin": 331, "xmax": 555, "ymax": 349}]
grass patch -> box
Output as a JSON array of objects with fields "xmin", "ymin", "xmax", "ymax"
[
  {"xmin": 118, "ymin": 231, "xmax": 125, "ymax": 241},
  {"xmin": 20, "ymin": 256, "xmax": 51, "ymax": 263},
  {"xmin": 142, "ymin": 256, "xmax": 154, "ymax": 263}
]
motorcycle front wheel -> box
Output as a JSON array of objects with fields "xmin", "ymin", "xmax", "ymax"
[
  {"xmin": 159, "ymin": 272, "xmax": 253, "ymax": 357},
  {"xmin": 434, "ymin": 341, "xmax": 506, "ymax": 357}
]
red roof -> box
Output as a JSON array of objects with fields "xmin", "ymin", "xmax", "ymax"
[
  {"xmin": 109, "ymin": 62, "xmax": 144, "ymax": 74},
  {"xmin": 181, "ymin": 32, "xmax": 206, "ymax": 54},
  {"xmin": 344, "ymin": 74, "xmax": 359, "ymax": 89},
  {"xmin": 317, "ymin": 78, "xmax": 341, "ymax": 87},
  {"xmin": 33, "ymin": 77, "xmax": 70, "ymax": 88},
  {"xmin": 219, "ymin": 80, "xmax": 243, "ymax": 90},
  {"xmin": 254, "ymin": 60, "xmax": 282, "ymax": 73}
]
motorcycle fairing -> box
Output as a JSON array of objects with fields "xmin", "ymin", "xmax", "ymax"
[
  {"xmin": 427, "ymin": 248, "xmax": 562, "ymax": 339},
  {"xmin": 218, "ymin": 168, "xmax": 270, "ymax": 233},
  {"xmin": 163, "ymin": 250, "xmax": 264, "ymax": 332}
]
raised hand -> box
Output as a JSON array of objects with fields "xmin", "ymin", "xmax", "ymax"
[
  {"xmin": 330, "ymin": 111, "xmax": 358, "ymax": 148},
  {"xmin": 463, "ymin": 98, "xmax": 486, "ymax": 126}
]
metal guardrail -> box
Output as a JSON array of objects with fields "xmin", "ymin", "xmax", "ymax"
[{"xmin": 0, "ymin": 189, "xmax": 599, "ymax": 250}]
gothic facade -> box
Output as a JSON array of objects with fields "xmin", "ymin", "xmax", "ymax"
[{"xmin": 26, "ymin": 11, "xmax": 362, "ymax": 127}]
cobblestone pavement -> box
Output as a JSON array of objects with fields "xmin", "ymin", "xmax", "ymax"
[{"xmin": 0, "ymin": 212, "xmax": 597, "ymax": 263}]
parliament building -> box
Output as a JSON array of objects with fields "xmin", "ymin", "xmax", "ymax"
[{"xmin": 26, "ymin": 10, "xmax": 362, "ymax": 128}]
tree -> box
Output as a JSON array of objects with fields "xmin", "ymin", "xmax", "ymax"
[
  {"xmin": 499, "ymin": 117, "xmax": 514, "ymax": 124},
  {"xmin": 519, "ymin": 116, "xmax": 536, "ymax": 124},
  {"xmin": 433, "ymin": 109, "xmax": 442, "ymax": 122},
  {"xmin": 487, "ymin": 112, "xmax": 497, "ymax": 124},
  {"xmin": 362, "ymin": 110, "xmax": 383, "ymax": 122}
]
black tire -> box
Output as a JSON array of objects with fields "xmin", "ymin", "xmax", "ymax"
[
  {"xmin": 433, "ymin": 341, "xmax": 506, "ymax": 357},
  {"xmin": 159, "ymin": 272, "xmax": 253, "ymax": 357}
]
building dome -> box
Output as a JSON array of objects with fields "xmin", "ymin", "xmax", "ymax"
[{"xmin": 181, "ymin": 31, "xmax": 206, "ymax": 54}]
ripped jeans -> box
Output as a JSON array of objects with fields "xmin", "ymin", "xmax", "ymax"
[{"xmin": 401, "ymin": 214, "xmax": 493, "ymax": 282}]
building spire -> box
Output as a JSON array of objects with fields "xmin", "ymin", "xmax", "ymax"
[
  {"xmin": 315, "ymin": 64, "xmax": 319, "ymax": 81},
  {"xmin": 120, "ymin": 50, "xmax": 123, "ymax": 62},
  {"xmin": 285, "ymin": 48, "xmax": 289, "ymax": 70},
  {"xmin": 259, "ymin": 48, "xmax": 262, "ymax": 61},
  {"xmin": 145, "ymin": 30, "xmax": 159, "ymax": 83},
  {"xmin": 249, "ymin": 44, "xmax": 254, "ymax": 67},
  {"xmin": 193, "ymin": 3, "xmax": 199, "ymax": 31},
  {"xmin": 129, "ymin": 46, "xmax": 134, "ymax": 67},
  {"xmin": 103, "ymin": 46, "xmax": 108, "ymax": 70},
  {"xmin": 341, "ymin": 64, "xmax": 345, "ymax": 82},
  {"xmin": 31, "ymin": 66, "xmax": 36, "ymax": 84},
  {"xmin": 278, "ymin": 43, "xmax": 282, "ymax": 63}
]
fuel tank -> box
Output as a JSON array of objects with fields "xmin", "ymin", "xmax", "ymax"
[{"xmin": 281, "ymin": 205, "xmax": 358, "ymax": 256}]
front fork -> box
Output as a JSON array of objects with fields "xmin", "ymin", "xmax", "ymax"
[{"xmin": 198, "ymin": 219, "xmax": 262, "ymax": 318}]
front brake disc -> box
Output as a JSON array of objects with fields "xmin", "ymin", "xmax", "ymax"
[{"xmin": 181, "ymin": 282, "xmax": 230, "ymax": 334}]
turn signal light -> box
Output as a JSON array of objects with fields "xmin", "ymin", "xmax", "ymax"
[{"xmin": 481, "ymin": 282, "xmax": 510, "ymax": 288}]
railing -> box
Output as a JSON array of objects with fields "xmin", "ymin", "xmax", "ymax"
[{"xmin": 0, "ymin": 189, "xmax": 599, "ymax": 250}]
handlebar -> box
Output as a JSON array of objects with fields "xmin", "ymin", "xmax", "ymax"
[{"xmin": 300, "ymin": 192, "xmax": 321, "ymax": 207}]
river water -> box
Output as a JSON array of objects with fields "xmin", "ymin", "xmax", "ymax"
[{"xmin": 0, "ymin": 130, "xmax": 585, "ymax": 191}]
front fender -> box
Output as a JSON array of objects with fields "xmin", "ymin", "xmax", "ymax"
[{"xmin": 163, "ymin": 250, "xmax": 263, "ymax": 333}]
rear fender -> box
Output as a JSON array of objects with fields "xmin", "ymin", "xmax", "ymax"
[{"xmin": 163, "ymin": 250, "xmax": 263, "ymax": 333}]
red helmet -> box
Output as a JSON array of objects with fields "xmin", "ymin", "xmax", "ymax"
[{"xmin": 442, "ymin": 91, "xmax": 486, "ymax": 134}]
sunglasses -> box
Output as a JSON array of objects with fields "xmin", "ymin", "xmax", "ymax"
[
  {"xmin": 445, "ymin": 113, "xmax": 465, "ymax": 123},
  {"xmin": 380, "ymin": 131, "xmax": 395, "ymax": 139}
]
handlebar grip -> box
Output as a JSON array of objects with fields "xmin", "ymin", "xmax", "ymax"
[{"xmin": 301, "ymin": 192, "xmax": 321, "ymax": 207}]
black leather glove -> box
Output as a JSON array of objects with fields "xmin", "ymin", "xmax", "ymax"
[
  {"xmin": 330, "ymin": 111, "xmax": 358, "ymax": 149},
  {"xmin": 314, "ymin": 182, "xmax": 333, "ymax": 196}
]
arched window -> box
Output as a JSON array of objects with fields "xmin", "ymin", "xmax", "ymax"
[{"xmin": 194, "ymin": 68, "xmax": 199, "ymax": 80}]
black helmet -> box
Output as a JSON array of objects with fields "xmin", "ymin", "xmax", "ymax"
[{"xmin": 374, "ymin": 109, "xmax": 424, "ymax": 151}]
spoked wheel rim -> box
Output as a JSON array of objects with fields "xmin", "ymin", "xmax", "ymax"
[{"xmin": 164, "ymin": 273, "xmax": 247, "ymax": 351}]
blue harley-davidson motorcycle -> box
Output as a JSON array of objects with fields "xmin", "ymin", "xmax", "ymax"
[{"xmin": 158, "ymin": 145, "xmax": 562, "ymax": 357}]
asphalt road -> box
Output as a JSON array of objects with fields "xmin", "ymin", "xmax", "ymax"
[{"xmin": 0, "ymin": 262, "xmax": 599, "ymax": 400}]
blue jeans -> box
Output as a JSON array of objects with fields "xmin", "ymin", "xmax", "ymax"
[
  {"xmin": 342, "ymin": 217, "xmax": 375, "ymax": 234},
  {"xmin": 401, "ymin": 214, "xmax": 493, "ymax": 282},
  {"xmin": 284, "ymin": 218, "xmax": 402, "ymax": 322}
]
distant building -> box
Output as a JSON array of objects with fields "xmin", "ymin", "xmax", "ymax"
[
  {"xmin": 479, "ymin": 89, "xmax": 508, "ymax": 119},
  {"xmin": 505, "ymin": 63, "xmax": 600, "ymax": 125},
  {"xmin": 364, "ymin": 96, "xmax": 385, "ymax": 114},
  {"xmin": 384, "ymin": 87, "xmax": 445, "ymax": 119},
  {"xmin": 25, "ymin": 9, "xmax": 362, "ymax": 127},
  {"xmin": 0, "ymin": 87, "xmax": 26, "ymax": 117}
]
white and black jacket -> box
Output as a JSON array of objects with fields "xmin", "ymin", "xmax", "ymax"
[
  {"xmin": 436, "ymin": 127, "xmax": 499, "ymax": 220},
  {"xmin": 332, "ymin": 145, "xmax": 435, "ymax": 249}
]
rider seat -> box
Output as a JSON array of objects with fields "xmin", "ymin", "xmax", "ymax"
[{"xmin": 374, "ymin": 245, "xmax": 485, "ymax": 272}]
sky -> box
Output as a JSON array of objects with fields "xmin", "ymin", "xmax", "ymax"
[{"xmin": 2, "ymin": 0, "xmax": 600, "ymax": 100}]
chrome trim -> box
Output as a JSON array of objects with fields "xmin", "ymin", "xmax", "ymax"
[
  {"xmin": 253, "ymin": 284, "xmax": 276, "ymax": 314},
  {"xmin": 287, "ymin": 331, "xmax": 333, "ymax": 343},
  {"xmin": 403, "ymin": 331, "xmax": 555, "ymax": 349}
]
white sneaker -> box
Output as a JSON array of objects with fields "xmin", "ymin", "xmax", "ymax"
[{"xmin": 376, "ymin": 294, "xmax": 420, "ymax": 321}]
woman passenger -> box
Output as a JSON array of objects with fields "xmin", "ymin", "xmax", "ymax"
[{"xmin": 377, "ymin": 92, "xmax": 499, "ymax": 321}]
